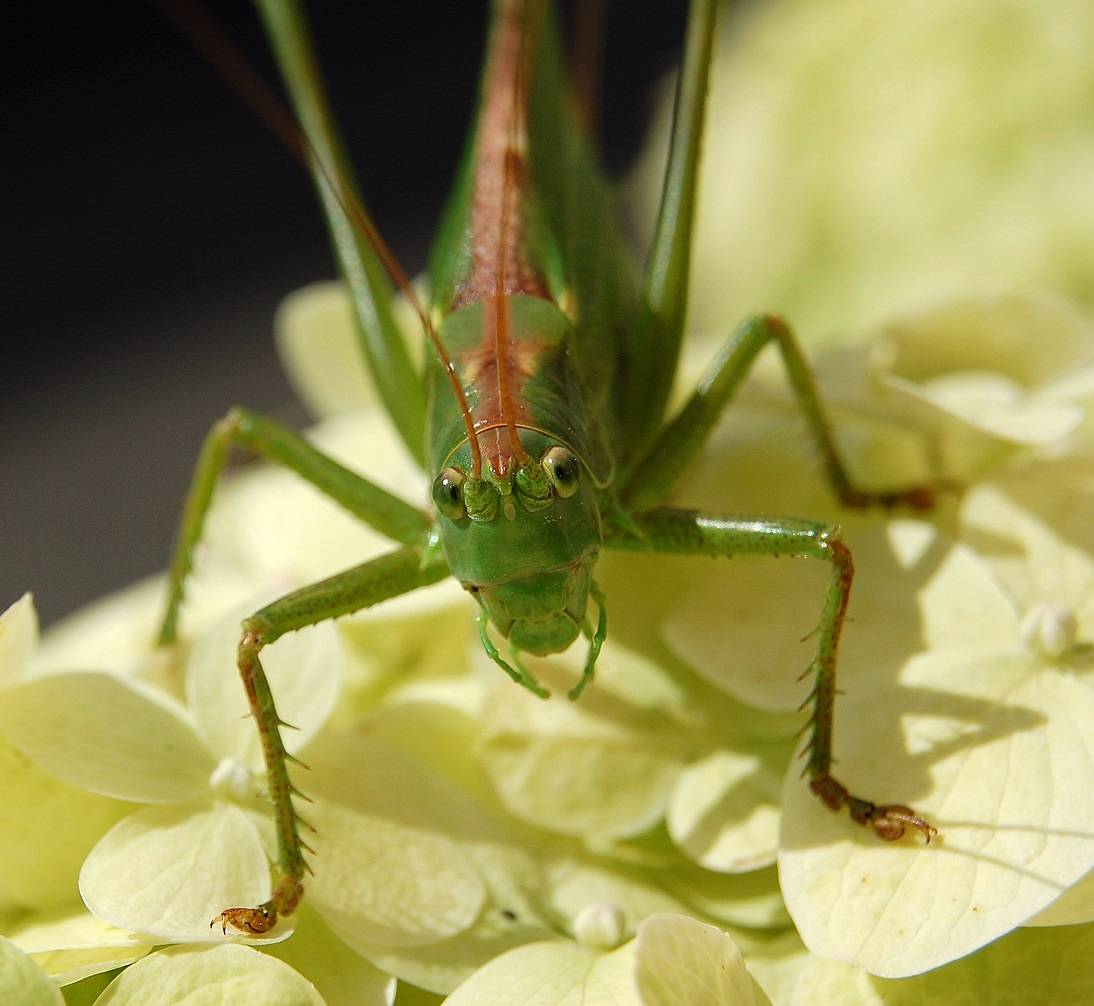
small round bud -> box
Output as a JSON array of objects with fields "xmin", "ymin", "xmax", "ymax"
[
  {"xmin": 571, "ymin": 901, "xmax": 626, "ymax": 949},
  {"xmin": 1020, "ymin": 602, "xmax": 1078, "ymax": 660},
  {"xmin": 210, "ymin": 757, "xmax": 255, "ymax": 802}
]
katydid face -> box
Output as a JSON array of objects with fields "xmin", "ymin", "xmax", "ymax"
[{"xmin": 431, "ymin": 429, "xmax": 602, "ymax": 656}]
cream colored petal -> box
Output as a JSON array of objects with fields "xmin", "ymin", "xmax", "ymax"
[
  {"xmin": 661, "ymin": 557, "xmax": 832, "ymax": 714},
  {"xmin": 442, "ymin": 915, "xmax": 768, "ymax": 1006},
  {"xmin": 275, "ymin": 280, "xmax": 425, "ymax": 421},
  {"xmin": 31, "ymin": 570, "xmax": 254, "ymax": 680},
  {"xmin": 187, "ymin": 604, "xmax": 342, "ymax": 766},
  {"xmin": 0, "ymin": 593, "xmax": 37, "ymax": 685},
  {"xmin": 0, "ymin": 937, "xmax": 62, "ymax": 1006},
  {"xmin": 545, "ymin": 856, "xmax": 708, "ymax": 942},
  {"xmin": 31, "ymin": 946, "xmax": 151, "ymax": 988},
  {"xmin": 91, "ymin": 944, "xmax": 325, "ymax": 1006},
  {"xmin": 267, "ymin": 906, "xmax": 394, "ymax": 1006},
  {"xmin": 780, "ymin": 650, "xmax": 1094, "ymax": 977},
  {"xmin": 300, "ymin": 713, "xmax": 556, "ymax": 993},
  {"xmin": 275, "ymin": 281, "xmax": 380, "ymax": 419},
  {"xmin": 958, "ymin": 470, "xmax": 1094, "ymax": 633},
  {"xmin": 634, "ymin": 914, "xmax": 769, "ymax": 1006},
  {"xmin": 307, "ymin": 798, "xmax": 485, "ymax": 949},
  {"xmin": 78, "ymin": 801, "xmax": 284, "ymax": 943},
  {"xmin": 630, "ymin": 0, "xmax": 1094, "ymax": 343},
  {"xmin": 6, "ymin": 906, "xmax": 146, "ymax": 954},
  {"xmin": 0, "ymin": 736, "xmax": 129, "ymax": 910},
  {"xmin": 203, "ymin": 411, "xmax": 427, "ymax": 592},
  {"xmin": 1026, "ymin": 866, "xmax": 1094, "ymax": 927},
  {"xmin": 658, "ymin": 863, "xmax": 790, "ymax": 931},
  {"xmin": 440, "ymin": 940, "xmax": 626, "ymax": 1006},
  {"xmin": 667, "ymin": 746, "xmax": 787, "ymax": 872},
  {"xmin": 791, "ymin": 922, "xmax": 1094, "ymax": 1005},
  {"xmin": 0, "ymin": 671, "xmax": 215, "ymax": 803},
  {"xmin": 478, "ymin": 660, "xmax": 685, "ymax": 839},
  {"xmin": 913, "ymin": 541, "xmax": 1022, "ymax": 652}
]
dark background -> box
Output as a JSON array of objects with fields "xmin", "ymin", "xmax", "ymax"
[{"xmin": 4, "ymin": 2, "xmax": 690, "ymax": 625}]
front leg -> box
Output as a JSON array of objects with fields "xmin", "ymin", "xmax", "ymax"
[
  {"xmin": 606, "ymin": 506, "xmax": 936, "ymax": 844},
  {"xmin": 212, "ymin": 545, "xmax": 450, "ymax": 935}
]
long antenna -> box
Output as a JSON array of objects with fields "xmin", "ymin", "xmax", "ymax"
[{"xmin": 157, "ymin": 0, "xmax": 482, "ymax": 476}]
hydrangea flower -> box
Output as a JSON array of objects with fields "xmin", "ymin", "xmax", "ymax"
[{"xmin": 629, "ymin": 0, "xmax": 1094, "ymax": 345}]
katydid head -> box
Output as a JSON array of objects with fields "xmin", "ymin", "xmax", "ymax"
[{"xmin": 431, "ymin": 430, "xmax": 602, "ymax": 657}]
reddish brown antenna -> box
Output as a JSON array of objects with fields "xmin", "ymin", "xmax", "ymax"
[{"xmin": 157, "ymin": 0, "xmax": 482, "ymax": 477}]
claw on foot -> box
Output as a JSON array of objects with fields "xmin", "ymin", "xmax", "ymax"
[
  {"xmin": 211, "ymin": 903, "xmax": 277, "ymax": 936},
  {"xmin": 810, "ymin": 775, "xmax": 937, "ymax": 843}
]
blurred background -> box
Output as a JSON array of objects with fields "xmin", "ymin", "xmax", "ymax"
[{"xmin": 4, "ymin": 1, "xmax": 689, "ymax": 625}]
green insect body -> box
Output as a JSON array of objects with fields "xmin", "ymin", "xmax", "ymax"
[
  {"xmin": 424, "ymin": 6, "xmax": 616, "ymax": 671},
  {"xmin": 159, "ymin": 0, "xmax": 940, "ymax": 937}
]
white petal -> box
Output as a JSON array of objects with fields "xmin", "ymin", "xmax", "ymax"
[
  {"xmin": 477, "ymin": 645, "xmax": 686, "ymax": 839},
  {"xmin": 275, "ymin": 281, "xmax": 381, "ymax": 419},
  {"xmin": 79, "ymin": 802, "xmax": 285, "ymax": 943},
  {"xmin": 1026, "ymin": 866, "xmax": 1094, "ymax": 928},
  {"xmin": 31, "ymin": 946, "xmax": 151, "ymax": 988},
  {"xmin": 204, "ymin": 411, "xmax": 426, "ymax": 591},
  {"xmin": 274, "ymin": 279, "xmax": 426, "ymax": 420},
  {"xmin": 187, "ymin": 604, "xmax": 343, "ymax": 766},
  {"xmin": 6, "ymin": 906, "xmax": 146, "ymax": 953},
  {"xmin": 779, "ymin": 653, "xmax": 1094, "ymax": 977},
  {"xmin": 791, "ymin": 922, "xmax": 1094, "ymax": 1005},
  {"xmin": 31, "ymin": 570, "xmax": 255, "ymax": 679},
  {"xmin": 299, "ymin": 715, "xmax": 554, "ymax": 992},
  {"xmin": 0, "ymin": 593, "xmax": 37, "ymax": 686},
  {"xmin": 668, "ymin": 747, "xmax": 787, "ymax": 872},
  {"xmin": 0, "ymin": 672, "xmax": 214, "ymax": 803},
  {"xmin": 0, "ymin": 736, "xmax": 128, "ymax": 910},
  {"xmin": 90, "ymin": 944, "xmax": 324, "ymax": 1005},
  {"xmin": 307, "ymin": 798, "xmax": 485, "ymax": 949},
  {"xmin": 0, "ymin": 937, "xmax": 62, "ymax": 1006},
  {"xmin": 662, "ymin": 558, "xmax": 831, "ymax": 714},
  {"xmin": 659, "ymin": 863, "xmax": 790, "ymax": 931},
  {"xmin": 13, "ymin": 908, "xmax": 153, "ymax": 986},
  {"xmin": 267, "ymin": 906, "xmax": 394, "ymax": 1006},
  {"xmin": 634, "ymin": 914, "xmax": 768, "ymax": 1006},
  {"xmin": 443, "ymin": 915, "xmax": 768, "ymax": 1006},
  {"xmin": 441, "ymin": 940, "xmax": 628, "ymax": 1006}
]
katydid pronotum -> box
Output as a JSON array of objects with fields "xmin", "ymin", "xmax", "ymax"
[{"xmin": 158, "ymin": 0, "xmax": 938, "ymax": 936}]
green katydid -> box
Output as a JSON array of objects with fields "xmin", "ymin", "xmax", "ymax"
[{"xmin": 158, "ymin": 0, "xmax": 938, "ymax": 936}]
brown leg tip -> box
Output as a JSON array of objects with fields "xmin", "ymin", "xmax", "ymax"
[
  {"xmin": 210, "ymin": 904, "xmax": 278, "ymax": 936},
  {"xmin": 869, "ymin": 805, "xmax": 938, "ymax": 844},
  {"xmin": 810, "ymin": 774, "xmax": 849, "ymax": 812}
]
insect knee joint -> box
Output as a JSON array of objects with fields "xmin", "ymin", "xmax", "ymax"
[{"xmin": 218, "ymin": 406, "xmax": 249, "ymax": 438}]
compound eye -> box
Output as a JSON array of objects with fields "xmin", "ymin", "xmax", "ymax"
[
  {"xmin": 542, "ymin": 446, "xmax": 580, "ymax": 498},
  {"xmin": 432, "ymin": 467, "xmax": 466, "ymax": 519}
]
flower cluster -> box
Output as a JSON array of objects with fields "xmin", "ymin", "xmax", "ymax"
[{"xmin": 3, "ymin": 273, "xmax": 1092, "ymax": 1004}]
